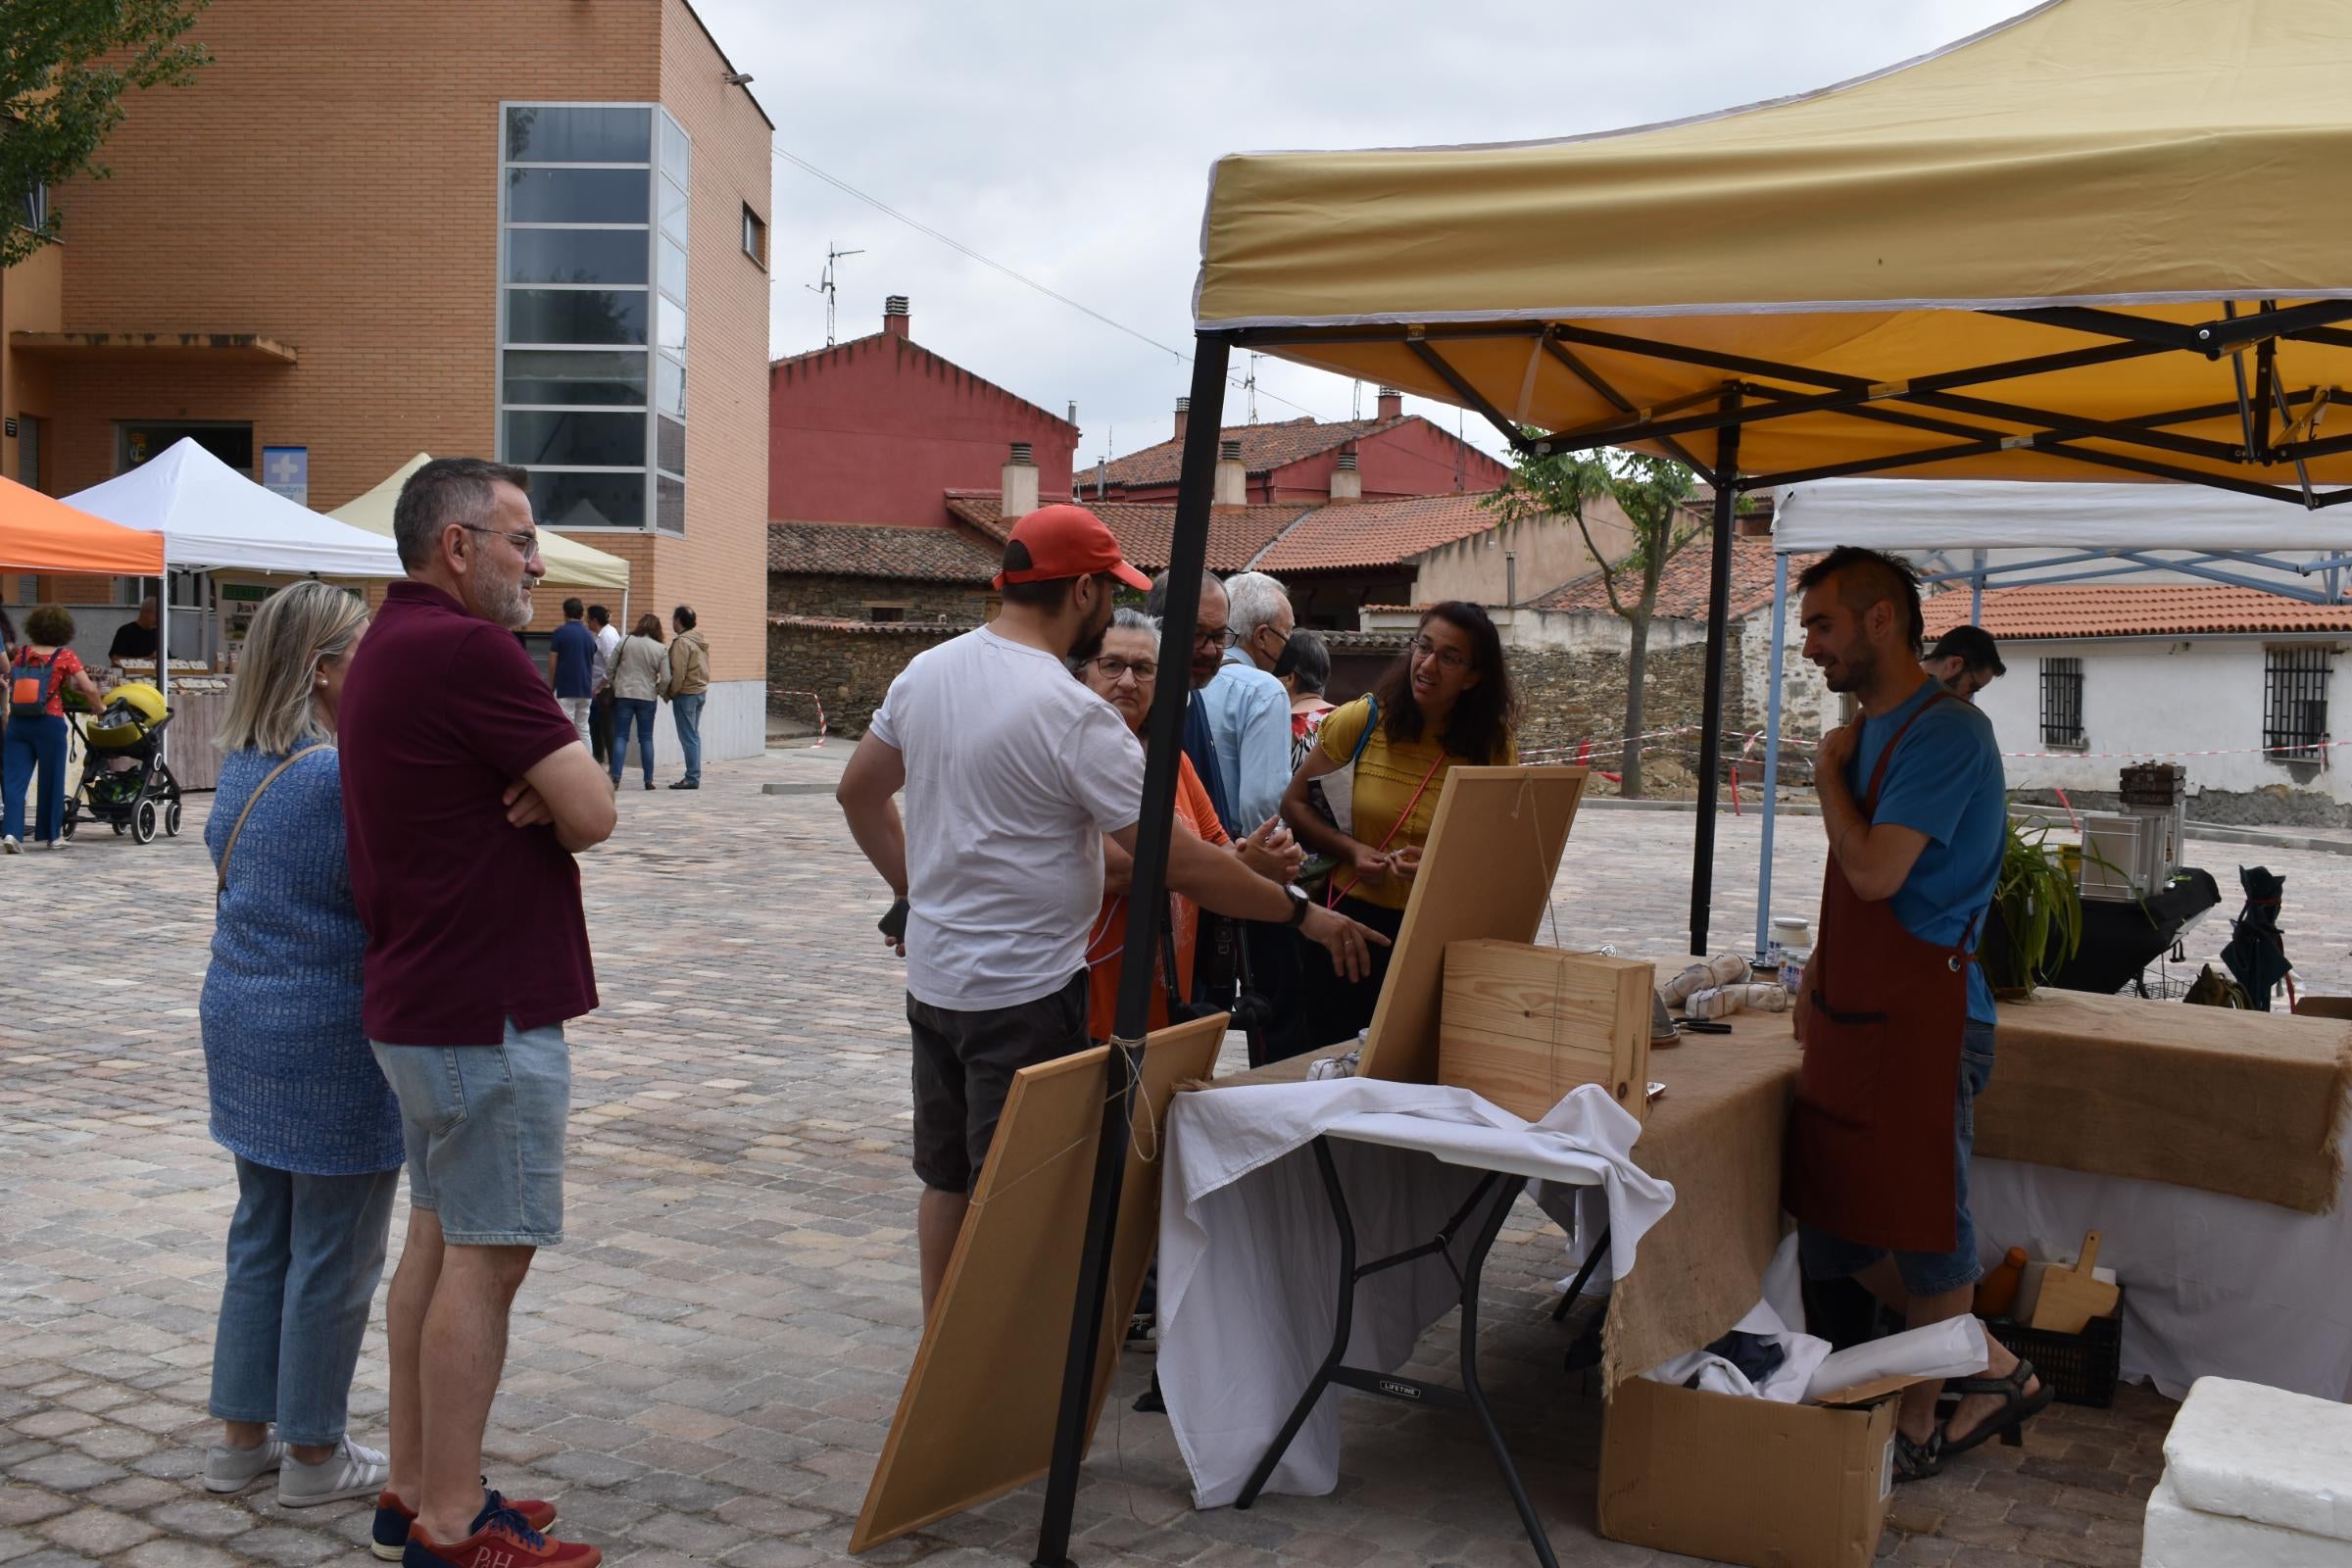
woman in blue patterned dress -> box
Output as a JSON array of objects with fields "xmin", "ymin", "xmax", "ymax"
[{"xmin": 199, "ymin": 581, "xmax": 403, "ymax": 1508}]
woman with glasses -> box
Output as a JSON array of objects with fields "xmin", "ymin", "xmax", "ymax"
[
  {"xmin": 1074, "ymin": 608, "xmax": 1304, "ymax": 1043},
  {"xmin": 1281, "ymin": 601, "xmax": 1521, "ymax": 1047},
  {"xmin": 607, "ymin": 613, "xmax": 667, "ymax": 791},
  {"xmin": 198, "ymin": 582, "xmax": 401, "ymax": 1507}
]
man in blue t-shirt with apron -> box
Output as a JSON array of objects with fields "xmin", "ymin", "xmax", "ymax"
[{"xmin": 1784, "ymin": 546, "xmax": 2053, "ymax": 1483}]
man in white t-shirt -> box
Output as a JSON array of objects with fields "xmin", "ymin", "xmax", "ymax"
[
  {"xmin": 836, "ymin": 504, "xmax": 1384, "ymax": 1316},
  {"xmin": 586, "ymin": 604, "xmax": 622, "ymax": 765}
]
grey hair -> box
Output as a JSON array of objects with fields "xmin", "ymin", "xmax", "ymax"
[
  {"xmin": 215, "ymin": 581, "xmax": 368, "ymax": 757},
  {"xmin": 1222, "ymin": 571, "xmax": 1291, "ymax": 644},
  {"xmin": 391, "ymin": 457, "xmax": 530, "ymax": 571},
  {"xmin": 1144, "ymin": 568, "xmax": 1223, "ymax": 620},
  {"xmin": 1071, "ymin": 606, "xmax": 1161, "ymax": 674}
]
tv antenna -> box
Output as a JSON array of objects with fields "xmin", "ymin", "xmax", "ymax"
[
  {"xmin": 1245, "ymin": 353, "xmax": 1261, "ymax": 423},
  {"xmin": 808, "ymin": 242, "xmax": 865, "ymax": 346}
]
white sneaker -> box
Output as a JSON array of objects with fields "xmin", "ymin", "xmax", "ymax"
[
  {"xmin": 276, "ymin": 1436, "xmax": 390, "ymax": 1507},
  {"xmin": 44, "ymin": 837, "xmax": 66, "ymax": 850},
  {"xmin": 2, "ymin": 836, "xmax": 19, "ymax": 855},
  {"xmin": 202, "ymin": 1437, "xmax": 285, "ymax": 1494}
]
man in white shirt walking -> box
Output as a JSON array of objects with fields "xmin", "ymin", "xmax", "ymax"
[
  {"xmin": 836, "ymin": 505, "xmax": 1381, "ymax": 1316},
  {"xmin": 586, "ymin": 604, "xmax": 622, "ymax": 765}
]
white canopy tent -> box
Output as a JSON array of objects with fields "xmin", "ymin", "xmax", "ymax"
[
  {"xmin": 1754, "ymin": 478, "xmax": 2352, "ymax": 954},
  {"xmin": 66, "ymin": 437, "xmax": 406, "ymax": 578}
]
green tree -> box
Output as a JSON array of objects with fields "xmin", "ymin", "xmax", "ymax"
[
  {"xmin": 1, "ymin": 0, "xmax": 211, "ymax": 269},
  {"xmin": 1485, "ymin": 443, "xmax": 1699, "ymax": 797}
]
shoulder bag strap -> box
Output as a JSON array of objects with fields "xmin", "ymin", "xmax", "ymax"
[{"xmin": 217, "ymin": 745, "xmax": 324, "ymax": 904}]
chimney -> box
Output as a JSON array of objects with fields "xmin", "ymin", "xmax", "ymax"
[
  {"xmin": 1214, "ymin": 438, "xmax": 1247, "ymax": 507},
  {"xmin": 1376, "ymin": 386, "xmax": 1403, "ymax": 419},
  {"xmin": 1001, "ymin": 440, "xmax": 1039, "ymax": 517},
  {"xmin": 883, "ymin": 295, "xmax": 911, "ymax": 338},
  {"xmin": 1329, "ymin": 447, "xmax": 1362, "ymax": 503},
  {"xmin": 1173, "ymin": 396, "xmax": 1191, "ymax": 443}
]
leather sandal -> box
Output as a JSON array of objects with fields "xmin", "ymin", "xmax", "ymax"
[
  {"xmin": 1939, "ymin": 1358, "xmax": 2055, "ymax": 1457},
  {"xmin": 1892, "ymin": 1427, "xmax": 1943, "ymax": 1483}
]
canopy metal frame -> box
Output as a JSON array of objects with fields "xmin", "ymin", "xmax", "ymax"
[{"xmin": 1031, "ymin": 301, "xmax": 2352, "ymax": 1562}]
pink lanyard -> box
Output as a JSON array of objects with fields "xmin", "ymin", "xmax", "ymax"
[{"xmin": 1328, "ymin": 750, "xmax": 1446, "ymax": 906}]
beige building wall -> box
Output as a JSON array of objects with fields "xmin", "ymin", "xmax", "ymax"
[{"xmin": 1407, "ymin": 494, "xmax": 1638, "ymax": 607}]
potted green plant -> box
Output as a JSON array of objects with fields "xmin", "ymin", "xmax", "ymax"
[{"xmin": 1984, "ymin": 814, "xmax": 2084, "ymax": 999}]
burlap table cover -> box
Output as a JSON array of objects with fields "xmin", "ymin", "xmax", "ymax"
[{"xmin": 1975, "ymin": 987, "xmax": 2352, "ymax": 1215}]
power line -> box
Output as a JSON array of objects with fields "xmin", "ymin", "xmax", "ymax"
[{"xmin": 769, "ymin": 144, "xmax": 1332, "ymax": 423}]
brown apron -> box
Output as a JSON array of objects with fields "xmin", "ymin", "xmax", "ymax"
[{"xmin": 1784, "ymin": 689, "xmax": 1978, "ymax": 1254}]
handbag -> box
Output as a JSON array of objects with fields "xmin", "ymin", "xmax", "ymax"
[{"xmin": 216, "ymin": 745, "xmax": 324, "ymax": 906}]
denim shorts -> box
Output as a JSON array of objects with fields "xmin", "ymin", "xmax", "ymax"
[
  {"xmin": 1799, "ymin": 1020, "xmax": 1996, "ymax": 1298},
  {"xmin": 370, "ymin": 1019, "xmax": 569, "ymax": 1247}
]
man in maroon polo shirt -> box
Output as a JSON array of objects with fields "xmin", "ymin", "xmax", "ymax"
[{"xmin": 340, "ymin": 458, "xmax": 616, "ymax": 1568}]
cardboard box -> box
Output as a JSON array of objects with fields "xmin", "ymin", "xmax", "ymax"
[
  {"xmin": 1438, "ymin": 941, "xmax": 1653, "ymax": 1122},
  {"xmin": 1597, "ymin": 1373, "xmax": 1910, "ymax": 1568}
]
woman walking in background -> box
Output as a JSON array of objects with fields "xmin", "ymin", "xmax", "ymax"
[
  {"xmin": 608, "ymin": 612, "xmax": 667, "ymax": 792},
  {"xmin": 1281, "ymin": 601, "xmax": 1521, "ymax": 1047},
  {"xmin": 5, "ymin": 604, "xmax": 109, "ymax": 853},
  {"xmin": 200, "ymin": 582, "xmax": 401, "ymax": 1507}
]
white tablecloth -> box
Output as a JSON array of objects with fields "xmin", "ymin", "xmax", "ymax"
[
  {"xmin": 1974, "ymin": 1154, "xmax": 2352, "ymax": 1402},
  {"xmin": 1157, "ymin": 1080, "xmax": 1676, "ymax": 1507}
]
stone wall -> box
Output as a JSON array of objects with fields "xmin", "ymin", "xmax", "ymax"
[
  {"xmin": 766, "ymin": 572, "xmax": 994, "ymax": 624},
  {"xmin": 1511, "ymin": 641, "xmax": 1748, "ymax": 786},
  {"xmin": 767, "ymin": 618, "xmax": 964, "ymax": 734}
]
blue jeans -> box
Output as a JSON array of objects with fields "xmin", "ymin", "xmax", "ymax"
[
  {"xmin": 370, "ymin": 1020, "xmax": 569, "ymax": 1247},
  {"xmin": 672, "ymin": 691, "xmax": 705, "ymax": 784},
  {"xmin": 2, "ymin": 711, "xmax": 68, "ymax": 842},
  {"xmin": 208, "ymin": 1155, "xmax": 400, "ymax": 1446},
  {"xmin": 610, "ymin": 697, "xmax": 657, "ymax": 785},
  {"xmin": 1800, "ymin": 1020, "xmax": 1997, "ymax": 1298}
]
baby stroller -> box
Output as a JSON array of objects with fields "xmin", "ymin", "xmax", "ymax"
[{"xmin": 63, "ymin": 681, "xmax": 184, "ymax": 845}]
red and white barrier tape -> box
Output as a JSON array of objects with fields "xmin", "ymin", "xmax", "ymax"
[{"xmin": 774, "ymin": 690, "xmax": 827, "ymax": 747}]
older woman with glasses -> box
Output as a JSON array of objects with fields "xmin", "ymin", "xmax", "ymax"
[
  {"xmin": 1281, "ymin": 601, "xmax": 1521, "ymax": 1048},
  {"xmin": 1073, "ymin": 608, "xmax": 1309, "ymax": 1043},
  {"xmin": 199, "ymin": 581, "xmax": 401, "ymax": 1507}
]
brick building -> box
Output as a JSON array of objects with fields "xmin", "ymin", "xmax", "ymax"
[
  {"xmin": 0, "ymin": 0, "xmax": 774, "ymax": 761},
  {"xmin": 1079, "ymin": 388, "xmax": 1513, "ymax": 506}
]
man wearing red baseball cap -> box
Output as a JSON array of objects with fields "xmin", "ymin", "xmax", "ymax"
[{"xmin": 836, "ymin": 504, "xmax": 1385, "ymax": 1317}]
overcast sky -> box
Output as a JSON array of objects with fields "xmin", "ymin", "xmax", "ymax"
[{"xmin": 696, "ymin": 0, "xmax": 2029, "ymax": 466}]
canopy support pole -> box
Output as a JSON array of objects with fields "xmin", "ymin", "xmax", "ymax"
[
  {"xmin": 1689, "ymin": 395, "xmax": 1741, "ymax": 957},
  {"xmin": 1752, "ymin": 549, "xmax": 1789, "ymax": 961},
  {"xmin": 1032, "ymin": 331, "xmax": 1232, "ymax": 1568},
  {"xmin": 1970, "ymin": 550, "xmax": 1985, "ymax": 626}
]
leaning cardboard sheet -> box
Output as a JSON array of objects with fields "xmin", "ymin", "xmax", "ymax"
[{"xmin": 1156, "ymin": 1078, "xmax": 1675, "ymax": 1507}]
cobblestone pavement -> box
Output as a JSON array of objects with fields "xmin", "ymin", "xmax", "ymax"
[{"xmin": 7, "ymin": 745, "xmax": 2344, "ymax": 1568}]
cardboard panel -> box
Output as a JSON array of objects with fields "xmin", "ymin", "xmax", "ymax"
[
  {"xmin": 1358, "ymin": 765, "xmax": 1588, "ymax": 1086},
  {"xmin": 850, "ymin": 1014, "xmax": 1227, "ymax": 1553},
  {"xmin": 1439, "ymin": 941, "xmax": 1653, "ymax": 1121}
]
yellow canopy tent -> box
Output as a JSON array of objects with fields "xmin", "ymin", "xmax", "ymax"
[
  {"xmin": 330, "ymin": 455, "xmax": 632, "ymax": 595},
  {"xmin": 1025, "ymin": 13, "xmax": 2352, "ymax": 1555}
]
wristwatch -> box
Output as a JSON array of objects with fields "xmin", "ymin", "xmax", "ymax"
[{"xmin": 1283, "ymin": 882, "xmax": 1313, "ymax": 927}]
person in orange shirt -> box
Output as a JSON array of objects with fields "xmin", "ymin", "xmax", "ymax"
[{"xmin": 1078, "ymin": 608, "xmax": 1305, "ymax": 1042}]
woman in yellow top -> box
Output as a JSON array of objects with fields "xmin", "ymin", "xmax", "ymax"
[{"xmin": 1281, "ymin": 601, "xmax": 1520, "ymax": 1047}]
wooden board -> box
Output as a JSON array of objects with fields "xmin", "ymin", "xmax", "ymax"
[
  {"xmin": 1439, "ymin": 940, "xmax": 1654, "ymax": 1122},
  {"xmin": 1357, "ymin": 764, "xmax": 1589, "ymax": 1086},
  {"xmin": 849, "ymin": 1014, "xmax": 1227, "ymax": 1552}
]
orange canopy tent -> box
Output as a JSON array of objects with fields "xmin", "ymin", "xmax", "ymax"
[{"xmin": 0, "ymin": 472, "xmax": 167, "ymax": 576}]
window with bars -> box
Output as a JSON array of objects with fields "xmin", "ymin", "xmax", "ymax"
[
  {"xmin": 2039, "ymin": 657, "xmax": 2084, "ymax": 747},
  {"xmin": 2264, "ymin": 645, "xmax": 2333, "ymax": 760}
]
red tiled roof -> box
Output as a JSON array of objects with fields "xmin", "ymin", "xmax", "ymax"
[
  {"xmin": 1922, "ymin": 584, "xmax": 2352, "ymax": 640},
  {"xmin": 767, "ymin": 521, "xmax": 998, "ymax": 583},
  {"xmin": 1532, "ymin": 530, "xmax": 1807, "ymax": 622},
  {"xmin": 769, "ymin": 614, "xmax": 965, "ymax": 636},
  {"xmin": 945, "ymin": 494, "xmax": 1313, "ymax": 574},
  {"xmin": 1097, "ymin": 415, "xmax": 1406, "ymax": 487},
  {"xmin": 1255, "ymin": 493, "xmax": 1504, "ymax": 572}
]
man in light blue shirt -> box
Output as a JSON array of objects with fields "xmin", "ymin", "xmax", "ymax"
[{"xmin": 1201, "ymin": 571, "xmax": 1296, "ymax": 838}]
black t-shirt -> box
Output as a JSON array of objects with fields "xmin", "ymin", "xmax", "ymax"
[{"xmin": 108, "ymin": 621, "xmax": 159, "ymax": 662}]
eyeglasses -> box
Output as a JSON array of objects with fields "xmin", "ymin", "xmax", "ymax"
[
  {"xmin": 461, "ymin": 524, "xmax": 542, "ymax": 559},
  {"xmin": 1194, "ymin": 627, "xmax": 1231, "ymax": 650},
  {"xmin": 1091, "ymin": 656, "xmax": 1157, "ymax": 682},
  {"xmin": 1409, "ymin": 635, "xmax": 1471, "ymax": 671}
]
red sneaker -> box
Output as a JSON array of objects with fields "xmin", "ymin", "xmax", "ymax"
[
  {"xmin": 402, "ymin": 1501, "xmax": 597, "ymax": 1568},
  {"xmin": 374, "ymin": 1488, "xmax": 558, "ymax": 1562}
]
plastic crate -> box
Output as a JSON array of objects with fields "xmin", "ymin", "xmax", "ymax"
[{"xmin": 1984, "ymin": 1297, "xmax": 2124, "ymax": 1408}]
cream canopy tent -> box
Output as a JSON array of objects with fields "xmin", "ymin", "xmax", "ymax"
[
  {"xmin": 330, "ymin": 454, "xmax": 632, "ymax": 594},
  {"xmin": 1022, "ymin": 10, "xmax": 2352, "ymax": 1555}
]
